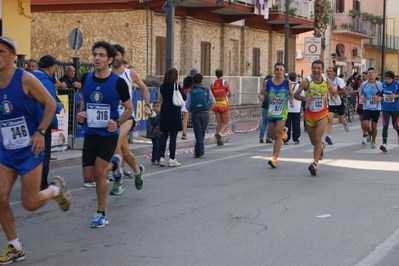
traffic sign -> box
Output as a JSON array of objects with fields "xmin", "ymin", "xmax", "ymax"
[
  {"xmin": 304, "ymin": 37, "xmax": 322, "ymax": 55},
  {"xmin": 69, "ymin": 28, "xmax": 83, "ymax": 57},
  {"xmin": 306, "ymin": 55, "xmax": 320, "ymax": 63}
]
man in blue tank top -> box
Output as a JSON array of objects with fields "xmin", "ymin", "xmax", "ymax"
[
  {"xmin": 76, "ymin": 41, "xmax": 133, "ymax": 228},
  {"xmin": 0, "ymin": 37, "xmax": 71, "ymax": 264}
]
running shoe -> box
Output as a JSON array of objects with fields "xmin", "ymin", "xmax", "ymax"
[
  {"xmin": 380, "ymin": 144, "xmax": 387, "ymax": 153},
  {"xmin": 343, "ymin": 123, "xmax": 350, "ymax": 132},
  {"xmin": 83, "ymin": 182, "xmax": 96, "ymax": 188},
  {"xmin": 362, "ymin": 136, "xmax": 367, "ymax": 145},
  {"xmin": 110, "ymin": 182, "xmax": 125, "ymax": 195},
  {"xmin": 308, "ymin": 161, "xmax": 318, "ymax": 176},
  {"xmin": 325, "ymin": 135, "xmax": 333, "ymax": 145},
  {"xmin": 152, "ymin": 160, "xmax": 159, "ymax": 165},
  {"xmin": 0, "ymin": 245, "xmax": 25, "ymax": 264},
  {"xmin": 284, "ymin": 141, "xmax": 289, "ymax": 145},
  {"xmin": 159, "ymin": 157, "xmax": 166, "ymax": 167},
  {"xmin": 320, "ymin": 142, "xmax": 325, "ymax": 160},
  {"xmin": 281, "ymin": 127, "xmax": 288, "ymax": 142},
  {"xmin": 367, "ymin": 132, "xmax": 372, "ymax": 143},
  {"xmin": 217, "ymin": 132, "xmax": 225, "ymax": 137},
  {"xmin": 268, "ymin": 156, "xmax": 277, "ymax": 168},
  {"xmin": 106, "ymin": 171, "xmax": 114, "ymax": 182},
  {"xmin": 134, "ymin": 165, "xmax": 145, "ymax": 190},
  {"xmin": 91, "ymin": 213, "xmax": 109, "ymax": 228},
  {"xmin": 169, "ymin": 158, "xmax": 181, "ymax": 167},
  {"xmin": 181, "ymin": 133, "xmax": 187, "ymax": 140},
  {"xmin": 111, "ymin": 155, "xmax": 123, "ymax": 183},
  {"xmin": 123, "ymin": 167, "xmax": 134, "ymax": 179},
  {"xmin": 50, "ymin": 176, "xmax": 71, "ymax": 212},
  {"xmin": 266, "ymin": 139, "xmax": 274, "ymax": 143},
  {"xmin": 371, "ymin": 141, "xmax": 376, "ymax": 149}
]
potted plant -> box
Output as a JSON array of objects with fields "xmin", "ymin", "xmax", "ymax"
[{"xmin": 349, "ymin": 9, "xmax": 361, "ymax": 17}]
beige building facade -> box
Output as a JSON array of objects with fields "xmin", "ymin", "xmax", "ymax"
[{"xmin": 30, "ymin": 0, "xmax": 312, "ymax": 79}]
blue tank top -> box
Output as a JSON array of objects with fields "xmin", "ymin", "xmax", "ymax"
[
  {"xmin": 82, "ymin": 72, "xmax": 121, "ymax": 136},
  {"xmin": 381, "ymin": 81, "xmax": 399, "ymax": 112},
  {"xmin": 0, "ymin": 68, "xmax": 40, "ymax": 158},
  {"xmin": 266, "ymin": 79, "xmax": 289, "ymax": 118}
]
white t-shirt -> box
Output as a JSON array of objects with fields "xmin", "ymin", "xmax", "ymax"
[
  {"xmin": 288, "ymin": 82, "xmax": 304, "ymax": 113},
  {"xmin": 328, "ymin": 77, "xmax": 345, "ymax": 106}
]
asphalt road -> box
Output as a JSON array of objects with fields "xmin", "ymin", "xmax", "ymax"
[{"xmin": 3, "ymin": 119, "xmax": 399, "ymax": 266}]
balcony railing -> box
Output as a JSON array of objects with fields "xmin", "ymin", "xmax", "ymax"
[
  {"xmin": 368, "ymin": 27, "xmax": 399, "ymax": 51},
  {"xmin": 333, "ymin": 13, "xmax": 376, "ymax": 37},
  {"xmin": 267, "ymin": 0, "xmax": 314, "ymax": 20}
]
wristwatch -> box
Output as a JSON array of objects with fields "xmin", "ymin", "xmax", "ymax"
[
  {"xmin": 37, "ymin": 129, "xmax": 46, "ymax": 135},
  {"xmin": 145, "ymin": 103, "xmax": 151, "ymax": 108},
  {"xmin": 116, "ymin": 121, "xmax": 121, "ymax": 128}
]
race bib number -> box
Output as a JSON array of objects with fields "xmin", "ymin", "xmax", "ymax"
[
  {"xmin": 268, "ymin": 102, "xmax": 283, "ymax": 116},
  {"xmin": 383, "ymin": 94, "xmax": 394, "ymax": 103},
  {"xmin": 86, "ymin": 103, "xmax": 111, "ymax": 128},
  {"xmin": 366, "ymin": 99, "xmax": 377, "ymax": 108},
  {"xmin": 309, "ymin": 98, "xmax": 324, "ymax": 112},
  {"xmin": 0, "ymin": 116, "xmax": 30, "ymax": 150}
]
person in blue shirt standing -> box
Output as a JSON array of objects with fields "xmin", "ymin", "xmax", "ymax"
[
  {"xmin": 359, "ymin": 67, "xmax": 383, "ymax": 149},
  {"xmin": 31, "ymin": 55, "xmax": 63, "ymax": 190},
  {"xmin": 379, "ymin": 71, "xmax": 399, "ymax": 152}
]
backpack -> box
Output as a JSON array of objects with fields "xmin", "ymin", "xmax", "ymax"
[{"xmin": 190, "ymin": 86, "xmax": 209, "ymax": 112}]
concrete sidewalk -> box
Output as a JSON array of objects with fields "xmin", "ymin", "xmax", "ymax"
[{"xmin": 50, "ymin": 130, "xmax": 217, "ymax": 168}]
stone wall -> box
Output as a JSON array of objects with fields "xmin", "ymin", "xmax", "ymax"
[{"xmin": 31, "ymin": 9, "xmax": 295, "ymax": 79}]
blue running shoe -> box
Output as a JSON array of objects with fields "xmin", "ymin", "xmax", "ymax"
[
  {"xmin": 91, "ymin": 213, "xmax": 109, "ymax": 228},
  {"xmin": 134, "ymin": 165, "xmax": 145, "ymax": 190},
  {"xmin": 111, "ymin": 154, "xmax": 123, "ymax": 183}
]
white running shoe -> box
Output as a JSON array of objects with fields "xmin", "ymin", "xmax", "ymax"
[
  {"xmin": 83, "ymin": 182, "xmax": 96, "ymax": 188},
  {"xmin": 159, "ymin": 157, "xmax": 166, "ymax": 167},
  {"xmin": 343, "ymin": 123, "xmax": 350, "ymax": 132},
  {"xmin": 169, "ymin": 158, "xmax": 181, "ymax": 167}
]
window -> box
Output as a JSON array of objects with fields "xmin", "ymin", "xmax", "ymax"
[
  {"xmin": 277, "ymin": 50, "xmax": 284, "ymax": 64},
  {"xmin": 336, "ymin": 0, "xmax": 344, "ymax": 13},
  {"xmin": 201, "ymin": 42, "xmax": 211, "ymax": 76},
  {"xmin": 366, "ymin": 58, "xmax": 375, "ymax": 69},
  {"xmin": 155, "ymin": 36, "xmax": 166, "ymax": 76},
  {"xmin": 252, "ymin": 48, "xmax": 260, "ymax": 76},
  {"xmin": 353, "ymin": 0, "xmax": 360, "ymax": 11}
]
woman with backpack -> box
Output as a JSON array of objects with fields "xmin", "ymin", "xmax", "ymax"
[
  {"xmin": 210, "ymin": 69, "xmax": 233, "ymax": 145},
  {"xmin": 158, "ymin": 68, "xmax": 186, "ymax": 167}
]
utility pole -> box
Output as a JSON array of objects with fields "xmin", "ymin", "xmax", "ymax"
[
  {"xmin": 164, "ymin": 0, "xmax": 179, "ymax": 70},
  {"xmin": 284, "ymin": 0, "xmax": 290, "ymax": 71},
  {"xmin": 381, "ymin": 0, "xmax": 387, "ymax": 77}
]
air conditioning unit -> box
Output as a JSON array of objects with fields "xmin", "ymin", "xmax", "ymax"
[
  {"xmin": 352, "ymin": 48, "xmax": 359, "ymax": 57},
  {"xmin": 296, "ymin": 50, "xmax": 303, "ymax": 59}
]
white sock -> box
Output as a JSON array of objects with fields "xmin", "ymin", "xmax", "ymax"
[
  {"xmin": 8, "ymin": 238, "xmax": 21, "ymax": 250},
  {"xmin": 49, "ymin": 185, "xmax": 60, "ymax": 197}
]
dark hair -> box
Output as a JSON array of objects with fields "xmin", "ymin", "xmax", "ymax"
[
  {"xmin": 113, "ymin": 44, "xmax": 126, "ymax": 55},
  {"xmin": 215, "ymin": 69, "xmax": 223, "ymax": 78},
  {"xmin": 327, "ymin": 66, "xmax": 337, "ymax": 73},
  {"xmin": 152, "ymin": 99, "xmax": 162, "ymax": 106},
  {"xmin": 28, "ymin": 59, "xmax": 38, "ymax": 64},
  {"xmin": 312, "ymin": 60, "xmax": 324, "ymax": 69},
  {"xmin": 183, "ymin": 75, "xmax": 194, "ymax": 89},
  {"xmin": 92, "ymin": 41, "xmax": 117, "ymax": 59},
  {"xmin": 353, "ymin": 72, "xmax": 358, "ymax": 76},
  {"xmin": 193, "ymin": 73, "xmax": 203, "ymax": 84},
  {"xmin": 288, "ymin": 72, "xmax": 297, "ymax": 81},
  {"xmin": 162, "ymin": 68, "xmax": 179, "ymax": 85},
  {"xmin": 274, "ymin": 62, "xmax": 285, "ymax": 68},
  {"xmin": 264, "ymin": 74, "xmax": 273, "ymax": 81},
  {"xmin": 368, "ymin": 67, "xmax": 375, "ymax": 72}
]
